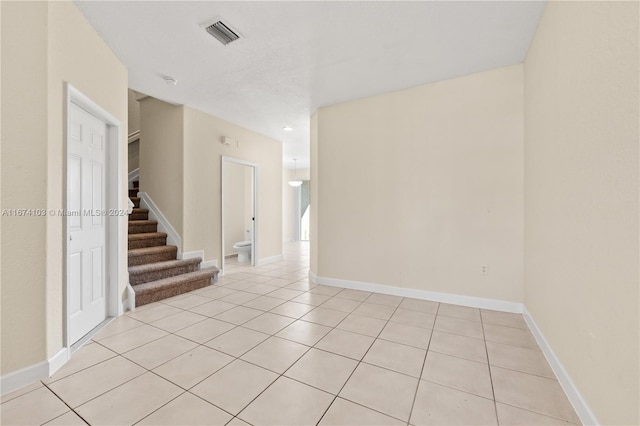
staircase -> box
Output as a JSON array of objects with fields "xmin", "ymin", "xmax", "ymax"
[{"xmin": 128, "ymin": 181, "xmax": 218, "ymax": 307}]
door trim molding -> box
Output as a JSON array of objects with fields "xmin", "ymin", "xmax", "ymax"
[{"xmin": 64, "ymin": 83, "xmax": 124, "ymax": 353}]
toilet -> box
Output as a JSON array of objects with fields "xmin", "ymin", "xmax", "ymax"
[{"xmin": 233, "ymin": 229, "xmax": 252, "ymax": 262}]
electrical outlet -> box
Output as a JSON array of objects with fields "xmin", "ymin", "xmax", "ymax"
[{"xmin": 481, "ymin": 264, "xmax": 489, "ymax": 275}]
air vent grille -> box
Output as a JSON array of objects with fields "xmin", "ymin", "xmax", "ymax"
[{"xmin": 205, "ymin": 21, "xmax": 240, "ymax": 45}]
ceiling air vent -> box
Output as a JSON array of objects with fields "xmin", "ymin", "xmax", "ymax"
[{"xmin": 204, "ymin": 20, "xmax": 240, "ymax": 45}]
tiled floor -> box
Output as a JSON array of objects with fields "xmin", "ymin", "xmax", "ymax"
[{"xmin": 1, "ymin": 242, "xmax": 580, "ymax": 425}]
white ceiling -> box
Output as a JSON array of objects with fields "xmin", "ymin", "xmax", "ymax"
[{"xmin": 74, "ymin": 1, "xmax": 546, "ymax": 169}]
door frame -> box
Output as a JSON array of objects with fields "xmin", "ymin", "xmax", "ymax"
[
  {"xmin": 221, "ymin": 156, "xmax": 258, "ymax": 276},
  {"xmin": 64, "ymin": 83, "xmax": 123, "ymax": 351}
]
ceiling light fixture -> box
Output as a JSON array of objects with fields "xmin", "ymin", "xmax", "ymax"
[
  {"xmin": 288, "ymin": 159, "xmax": 303, "ymax": 187},
  {"xmin": 283, "ymin": 126, "xmax": 293, "ymax": 131}
]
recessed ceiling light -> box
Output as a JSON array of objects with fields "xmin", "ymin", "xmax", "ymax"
[
  {"xmin": 164, "ymin": 76, "xmax": 178, "ymax": 85},
  {"xmin": 283, "ymin": 126, "xmax": 293, "ymax": 131}
]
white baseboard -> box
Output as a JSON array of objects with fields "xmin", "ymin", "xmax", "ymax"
[
  {"xmin": 48, "ymin": 348, "xmax": 69, "ymax": 377},
  {"xmin": 201, "ymin": 259, "xmax": 219, "ymax": 269},
  {"xmin": 181, "ymin": 250, "xmax": 204, "ymax": 261},
  {"xmin": 138, "ymin": 192, "xmax": 182, "ymax": 258},
  {"xmin": 523, "ymin": 307, "xmax": 599, "ymax": 425},
  {"xmin": 181, "ymin": 251, "xmax": 218, "ymax": 269},
  {"xmin": 258, "ymin": 254, "xmax": 284, "ymax": 267},
  {"xmin": 125, "ymin": 283, "xmax": 136, "ymax": 312},
  {"xmin": 0, "ymin": 349, "xmax": 69, "ymax": 395},
  {"xmin": 309, "ymin": 272, "xmax": 522, "ymax": 313}
]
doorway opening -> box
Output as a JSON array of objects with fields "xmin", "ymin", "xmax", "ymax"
[{"xmin": 221, "ymin": 156, "xmax": 257, "ymax": 276}]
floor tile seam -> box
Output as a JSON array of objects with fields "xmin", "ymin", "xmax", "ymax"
[
  {"xmin": 43, "ymin": 348, "xmax": 120, "ymax": 385},
  {"xmin": 183, "ymin": 389, "xmax": 241, "ymax": 421},
  {"xmin": 388, "ymin": 318, "xmax": 436, "ymax": 331},
  {"xmin": 111, "ymin": 319, "xmax": 217, "ymax": 352},
  {"xmin": 489, "ymin": 364, "xmax": 562, "ymax": 383},
  {"xmin": 430, "ymin": 325, "xmax": 484, "ymax": 340},
  {"xmin": 20, "ymin": 381, "xmax": 84, "ymax": 425},
  {"xmin": 149, "ymin": 315, "xmax": 210, "ymax": 334},
  {"xmin": 163, "ymin": 296, "xmax": 223, "ymax": 309},
  {"xmin": 91, "ymin": 320, "xmax": 147, "ymax": 342},
  {"xmin": 426, "ymin": 348, "xmax": 490, "ymax": 365},
  {"xmin": 481, "ymin": 320, "xmax": 529, "ymax": 330},
  {"xmin": 44, "ymin": 358, "xmax": 148, "ymax": 412},
  {"xmin": 337, "ymin": 392, "xmax": 415, "ymax": 424},
  {"xmin": 375, "ymin": 335, "xmax": 430, "ymax": 351},
  {"xmin": 494, "ymin": 401, "xmax": 581, "ymax": 425},
  {"xmin": 232, "ymin": 344, "xmax": 315, "ymax": 421},
  {"xmin": 333, "ymin": 295, "xmax": 421, "ymax": 425},
  {"xmin": 485, "ymin": 363, "xmax": 557, "ymax": 380},
  {"xmin": 130, "ymin": 387, "xmax": 188, "ymax": 426},
  {"xmin": 244, "ymin": 299, "xmax": 295, "ymax": 314},
  {"xmin": 357, "ymin": 359, "xmax": 425, "ymax": 380},
  {"xmin": 435, "ymin": 311, "xmax": 483, "ymax": 323},
  {"xmin": 420, "ymin": 377, "xmax": 497, "ymax": 402},
  {"xmin": 314, "ymin": 294, "xmax": 400, "ymax": 407},
  {"xmin": 172, "ymin": 349, "xmax": 239, "ymax": 392},
  {"xmin": 480, "ymin": 309, "xmax": 500, "ymax": 424},
  {"xmin": 45, "ymin": 407, "xmax": 91, "ymax": 425},
  {"xmin": 483, "ymin": 337, "xmax": 540, "ymax": 351},
  {"xmin": 406, "ymin": 302, "xmax": 439, "ymax": 425},
  {"xmin": 120, "ymin": 338, "xmax": 205, "ymax": 372},
  {"xmin": 200, "ymin": 327, "xmax": 271, "ymax": 358},
  {"xmin": 0, "ymin": 383, "xmax": 46, "ymax": 404}
]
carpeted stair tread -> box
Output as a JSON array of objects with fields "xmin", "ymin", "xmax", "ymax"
[
  {"xmin": 128, "ymin": 245, "xmax": 177, "ymax": 266},
  {"xmin": 129, "ymin": 208, "xmax": 150, "ymax": 221},
  {"xmin": 130, "ymin": 197, "xmax": 141, "ymax": 208},
  {"xmin": 129, "ymin": 219, "xmax": 158, "ymax": 234},
  {"xmin": 129, "ymin": 258, "xmax": 202, "ymax": 285},
  {"xmin": 133, "ymin": 268, "xmax": 219, "ymax": 307},
  {"xmin": 128, "ymin": 232, "xmax": 167, "ymax": 249}
]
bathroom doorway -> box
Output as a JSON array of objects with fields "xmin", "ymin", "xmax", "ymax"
[{"xmin": 221, "ymin": 156, "xmax": 257, "ymax": 275}]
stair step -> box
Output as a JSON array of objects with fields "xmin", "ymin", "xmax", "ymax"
[
  {"xmin": 128, "ymin": 245, "xmax": 177, "ymax": 266},
  {"xmin": 129, "ymin": 258, "xmax": 202, "ymax": 285},
  {"xmin": 130, "ymin": 197, "xmax": 141, "ymax": 208},
  {"xmin": 129, "ymin": 208, "xmax": 149, "ymax": 221},
  {"xmin": 129, "ymin": 219, "xmax": 158, "ymax": 234},
  {"xmin": 133, "ymin": 267, "xmax": 219, "ymax": 307},
  {"xmin": 128, "ymin": 232, "xmax": 167, "ymax": 250},
  {"xmin": 129, "ymin": 187, "xmax": 139, "ymax": 197}
]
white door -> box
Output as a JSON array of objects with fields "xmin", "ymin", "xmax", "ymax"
[{"xmin": 68, "ymin": 102, "xmax": 108, "ymax": 344}]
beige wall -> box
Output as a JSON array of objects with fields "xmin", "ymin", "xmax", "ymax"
[
  {"xmin": 1, "ymin": 0, "xmax": 127, "ymax": 375},
  {"xmin": 128, "ymin": 139, "xmax": 140, "ymax": 172},
  {"xmin": 310, "ymin": 113, "xmax": 319, "ymax": 271},
  {"xmin": 313, "ymin": 65, "xmax": 524, "ymax": 302},
  {"xmin": 282, "ymin": 168, "xmax": 310, "ymax": 242},
  {"xmin": 524, "ymin": 2, "xmax": 639, "ymax": 424},
  {"xmin": 183, "ymin": 107, "xmax": 282, "ymax": 265},
  {"xmin": 139, "ymin": 98, "xmax": 184, "ymax": 235},
  {"xmin": 1, "ymin": 1, "xmax": 49, "ymax": 374}
]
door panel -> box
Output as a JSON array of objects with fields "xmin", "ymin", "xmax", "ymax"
[{"xmin": 68, "ymin": 102, "xmax": 107, "ymax": 344}]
